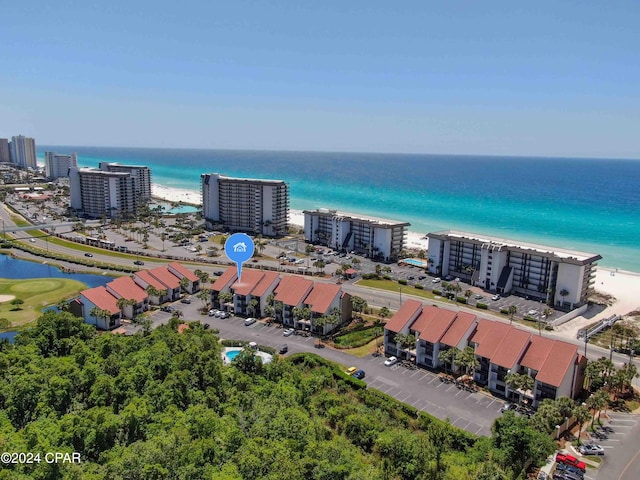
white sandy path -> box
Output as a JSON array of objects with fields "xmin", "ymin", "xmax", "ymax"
[{"xmin": 0, "ymin": 295, "xmax": 16, "ymax": 303}]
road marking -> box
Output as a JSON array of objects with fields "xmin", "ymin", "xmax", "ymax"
[
  {"xmin": 410, "ymin": 370, "xmax": 420, "ymax": 377},
  {"xmin": 474, "ymin": 426, "xmax": 484, "ymax": 435},
  {"xmin": 445, "ymin": 385, "xmax": 456, "ymax": 393},
  {"xmin": 401, "ymin": 395, "xmax": 412, "ymax": 403}
]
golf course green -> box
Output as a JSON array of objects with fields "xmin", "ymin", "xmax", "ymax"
[{"xmin": 0, "ymin": 277, "xmax": 86, "ymax": 329}]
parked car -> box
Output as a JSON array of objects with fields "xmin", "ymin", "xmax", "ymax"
[
  {"xmin": 474, "ymin": 294, "xmax": 484, "ymax": 299},
  {"xmin": 432, "ymin": 278, "xmax": 441, "ymax": 283},
  {"xmin": 418, "ymin": 276, "xmax": 426, "ymax": 280},
  {"xmin": 555, "ymin": 453, "xmax": 586, "ymax": 472},
  {"xmin": 555, "ymin": 463, "xmax": 585, "ymax": 478},
  {"xmin": 180, "ymin": 297, "xmax": 191, "ymax": 304},
  {"xmin": 219, "ymin": 312, "xmax": 230, "ymax": 319},
  {"xmin": 354, "ymin": 370, "xmax": 366, "ymax": 379},
  {"xmin": 492, "ymin": 294, "xmax": 501, "ymax": 301},
  {"xmin": 578, "ymin": 444, "xmax": 604, "ymax": 456},
  {"xmin": 29, "ymin": 238, "xmax": 36, "ymax": 243},
  {"xmin": 214, "ymin": 271, "xmax": 224, "ymax": 276},
  {"xmin": 84, "ymin": 253, "xmax": 93, "ymax": 257},
  {"xmin": 208, "ymin": 309, "xmax": 218, "ymax": 316},
  {"xmin": 203, "ymin": 323, "xmax": 210, "ymax": 330},
  {"xmin": 407, "ymin": 276, "xmax": 415, "ymax": 280},
  {"xmin": 283, "ymin": 328, "xmax": 295, "ymax": 337},
  {"xmin": 279, "ymin": 344, "xmax": 288, "ymax": 354},
  {"xmin": 500, "ymin": 402, "xmax": 516, "ymax": 413},
  {"xmin": 244, "ymin": 318, "xmax": 256, "ymax": 326},
  {"xmin": 345, "ymin": 366, "xmax": 358, "ymax": 376},
  {"xmin": 134, "ymin": 260, "xmax": 144, "ymax": 265},
  {"xmin": 384, "ymin": 356, "xmax": 398, "ymax": 367}
]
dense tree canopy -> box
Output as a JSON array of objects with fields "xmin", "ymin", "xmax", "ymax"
[{"xmin": 0, "ymin": 311, "xmax": 550, "ymax": 479}]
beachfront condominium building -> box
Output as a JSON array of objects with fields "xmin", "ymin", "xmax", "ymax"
[
  {"xmin": 68, "ymin": 166, "xmax": 138, "ymax": 219},
  {"xmin": 99, "ymin": 162, "xmax": 152, "ymax": 202},
  {"xmin": 201, "ymin": 173, "xmax": 289, "ymax": 236},
  {"xmin": 427, "ymin": 230, "xmax": 602, "ymax": 309},
  {"xmin": 0, "ymin": 139, "xmax": 10, "ymax": 163},
  {"xmin": 303, "ymin": 208, "xmax": 410, "ymax": 262},
  {"xmin": 45, "ymin": 152, "xmax": 78, "ymax": 180},
  {"xmin": 9, "ymin": 135, "xmax": 37, "ymax": 169}
]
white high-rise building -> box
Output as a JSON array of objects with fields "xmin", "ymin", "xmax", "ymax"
[
  {"xmin": 99, "ymin": 162, "xmax": 152, "ymax": 202},
  {"xmin": 69, "ymin": 166, "xmax": 137, "ymax": 219},
  {"xmin": 303, "ymin": 209, "xmax": 409, "ymax": 262},
  {"xmin": 202, "ymin": 173, "xmax": 289, "ymax": 236},
  {"xmin": 10, "ymin": 135, "xmax": 37, "ymax": 169},
  {"xmin": 45, "ymin": 152, "xmax": 78, "ymax": 180},
  {"xmin": 0, "ymin": 139, "xmax": 10, "ymax": 163}
]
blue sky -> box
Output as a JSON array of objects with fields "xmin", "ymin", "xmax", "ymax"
[{"xmin": 1, "ymin": 1, "xmax": 639, "ymax": 157}]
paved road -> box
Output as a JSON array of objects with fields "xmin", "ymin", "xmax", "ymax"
[
  {"xmin": 149, "ymin": 304, "xmax": 505, "ymax": 437},
  {"xmin": 587, "ymin": 412, "xmax": 640, "ymax": 480}
]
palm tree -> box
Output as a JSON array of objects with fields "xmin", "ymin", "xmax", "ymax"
[
  {"xmin": 179, "ymin": 277, "xmax": 190, "ymax": 293},
  {"xmin": 505, "ymin": 372, "xmax": 534, "ymax": 405},
  {"xmin": 394, "ymin": 332, "xmax": 416, "ymax": 360},
  {"xmin": 160, "ymin": 233, "xmax": 167, "ymax": 251},
  {"xmin": 438, "ymin": 347, "xmax": 460, "ymax": 374},
  {"xmin": 350, "ymin": 296, "xmax": 367, "ymax": 319},
  {"xmin": 313, "ymin": 259, "xmax": 326, "ymax": 274},
  {"xmin": 248, "ymin": 298, "xmax": 260, "ymax": 318},
  {"xmin": 456, "ymin": 346, "xmax": 479, "ymax": 376},
  {"xmin": 508, "ymin": 305, "xmax": 517, "ymax": 324},
  {"xmin": 197, "ymin": 289, "xmax": 211, "ymax": 310},
  {"xmin": 586, "ymin": 390, "xmax": 609, "ymax": 426},
  {"xmin": 559, "ymin": 288, "xmax": 569, "ymax": 307},
  {"xmin": 89, "ymin": 307, "xmax": 101, "ymax": 327},
  {"xmin": 379, "ymin": 306, "xmax": 390, "ymax": 320},
  {"xmin": 218, "ymin": 292, "xmax": 233, "ymax": 310},
  {"xmin": 464, "ymin": 289, "xmax": 472, "ymax": 301},
  {"xmin": 573, "ymin": 405, "xmax": 591, "ymax": 445},
  {"xmin": 542, "ymin": 307, "xmax": 553, "ymax": 319}
]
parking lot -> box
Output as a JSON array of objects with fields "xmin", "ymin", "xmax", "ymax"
[{"xmin": 148, "ymin": 305, "xmax": 506, "ymax": 437}]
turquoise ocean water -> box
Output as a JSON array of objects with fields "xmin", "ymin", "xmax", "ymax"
[{"xmin": 38, "ymin": 146, "xmax": 640, "ymax": 272}]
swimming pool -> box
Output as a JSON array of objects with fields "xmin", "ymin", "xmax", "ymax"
[
  {"xmin": 222, "ymin": 347, "xmax": 273, "ymax": 365},
  {"xmin": 403, "ymin": 258, "xmax": 427, "ymax": 267}
]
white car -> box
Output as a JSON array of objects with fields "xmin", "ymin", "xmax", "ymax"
[
  {"xmin": 29, "ymin": 238, "xmax": 36, "ymax": 243},
  {"xmin": 579, "ymin": 444, "xmax": 604, "ymax": 456},
  {"xmin": 244, "ymin": 318, "xmax": 256, "ymax": 326},
  {"xmin": 208, "ymin": 309, "xmax": 218, "ymax": 317},
  {"xmin": 492, "ymin": 294, "xmax": 501, "ymax": 301},
  {"xmin": 432, "ymin": 278, "xmax": 441, "ymax": 283},
  {"xmin": 283, "ymin": 328, "xmax": 295, "ymax": 337},
  {"xmin": 384, "ymin": 356, "xmax": 398, "ymax": 367},
  {"xmin": 527, "ymin": 309, "xmax": 539, "ymax": 316}
]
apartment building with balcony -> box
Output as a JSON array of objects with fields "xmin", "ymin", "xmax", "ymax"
[
  {"xmin": 44, "ymin": 152, "xmax": 78, "ymax": 180},
  {"xmin": 78, "ymin": 286, "xmax": 122, "ymax": 330},
  {"xmin": 273, "ymin": 275, "xmax": 314, "ymax": 326},
  {"xmin": 105, "ymin": 276, "xmax": 149, "ymax": 319},
  {"xmin": 202, "ymin": 173, "xmax": 289, "ymax": 236},
  {"xmin": 384, "ymin": 302, "xmax": 585, "ymax": 406},
  {"xmin": 69, "ymin": 166, "xmax": 137, "ymax": 219},
  {"xmin": 303, "ymin": 208, "xmax": 409, "ymax": 262},
  {"xmin": 230, "ymin": 269, "xmax": 280, "ymax": 317},
  {"xmin": 427, "ymin": 230, "xmax": 601, "ymax": 309},
  {"xmin": 99, "ymin": 162, "xmax": 152, "ymax": 202}
]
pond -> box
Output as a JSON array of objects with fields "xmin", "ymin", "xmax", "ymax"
[{"xmin": 0, "ymin": 255, "xmax": 114, "ymax": 342}]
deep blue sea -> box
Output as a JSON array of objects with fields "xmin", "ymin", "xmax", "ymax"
[{"xmin": 37, "ymin": 146, "xmax": 640, "ymax": 272}]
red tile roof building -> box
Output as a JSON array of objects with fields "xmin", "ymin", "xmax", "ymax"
[
  {"xmin": 79, "ymin": 286, "xmax": 122, "ymax": 330},
  {"xmin": 384, "ymin": 301, "xmax": 584, "ymax": 406}
]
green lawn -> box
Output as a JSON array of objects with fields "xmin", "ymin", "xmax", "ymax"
[
  {"xmin": 356, "ymin": 278, "xmax": 442, "ymax": 301},
  {"xmin": 334, "ymin": 326, "xmax": 381, "ymax": 348},
  {"xmin": 0, "ymin": 277, "xmax": 86, "ymax": 329}
]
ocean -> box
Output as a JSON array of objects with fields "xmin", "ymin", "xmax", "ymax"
[{"xmin": 37, "ymin": 146, "xmax": 640, "ymax": 272}]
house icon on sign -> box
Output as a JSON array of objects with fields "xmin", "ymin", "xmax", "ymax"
[{"xmin": 233, "ymin": 242, "xmax": 247, "ymax": 253}]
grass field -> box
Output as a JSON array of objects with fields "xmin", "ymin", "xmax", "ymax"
[
  {"xmin": 334, "ymin": 326, "xmax": 382, "ymax": 348},
  {"xmin": 0, "ymin": 277, "xmax": 86, "ymax": 329},
  {"xmin": 356, "ymin": 279, "xmax": 441, "ymax": 301}
]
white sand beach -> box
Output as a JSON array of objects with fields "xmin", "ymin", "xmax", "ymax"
[
  {"xmin": 0, "ymin": 295, "xmax": 16, "ymax": 303},
  {"xmin": 151, "ymin": 184, "xmax": 201, "ymax": 205}
]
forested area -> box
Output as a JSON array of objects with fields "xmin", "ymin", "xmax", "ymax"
[{"xmin": 0, "ymin": 312, "xmax": 555, "ymax": 479}]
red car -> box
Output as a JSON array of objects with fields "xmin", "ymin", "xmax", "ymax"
[{"xmin": 555, "ymin": 453, "xmax": 586, "ymax": 472}]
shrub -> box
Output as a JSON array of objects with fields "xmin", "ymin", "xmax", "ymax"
[
  {"xmin": 523, "ymin": 315, "xmax": 538, "ymax": 322},
  {"xmin": 382, "ymin": 275, "xmax": 391, "ymax": 280},
  {"xmin": 500, "ymin": 308, "xmax": 509, "ymax": 315},
  {"xmin": 398, "ymin": 279, "xmax": 407, "ymax": 285},
  {"xmin": 432, "ymin": 289, "xmax": 442, "ymax": 296},
  {"xmin": 414, "ymin": 284, "xmax": 424, "ymax": 290},
  {"xmin": 476, "ymin": 302, "xmax": 488, "ymax": 310},
  {"xmin": 362, "ymin": 273, "xmax": 380, "ymax": 280},
  {"xmin": 456, "ymin": 296, "xmax": 467, "ymax": 304},
  {"xmin": 334, "ymin": 327, "xmax": 381, "ymax": 348}
]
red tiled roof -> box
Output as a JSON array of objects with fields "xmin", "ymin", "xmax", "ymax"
[
  {"xmin": 344, "ymin": 268, "xmax": 357, "ymax": 275},
  {"xmin": 304, "ymin": 283, "xmax": 342, "ymax": 314},
  {"xmin": 211, "ymin": 267, "xmax": 238, "ymax": 292},
  {"xmin": 385, "ymin": 299, "xmax": 422, "ymax": 333},
  {"xmin": 469, "ymin": 318, "xmax": 493, "ymax": 345},
  {"xmin": 410, "ymin": 305, "xmax": 438, "ymax": 335},
  {"xmin": 474, "ymin": 321, "xmax": 511, "ymax": 359},
  {"xmin": 107, "ymin": 276, "xmax": 148, "ymax": 303},
  {"xmin": 440, "ymin": 312, "xmax": 477, "ymax": 348},
  {"xmin": 418, "ymin": 309, "xmax": 457, "ymax": 343},
  {"xmin": 491, "ymin": 328, "xmax": 531, "ymax": 369},
  {"xmin": 232, "ymin": 269, "xmax": 265, "ymax": 296},
  {"xmin": 168, "ymin": 262, "xmax": 198, "ymax": 282},
  {"xmin": 148, "ymin": 266, "xmax": 181, "ymax": 289},
  {"xmin": 274, "ymin": 275, "xmax": 314, "ymax": 306},
  {"xmin": 81, "ymin": 286, "xmax": 120, "ymax": 314},
  {"xmin": 177, "ymin": 323, "xmax": 190, "ymax": 334},
  {"xmin": 252, "ymin": 271, "xmax": 280, "ymax": 297},
  {"xmin": 521, "ymin": 336, "xmax": 578, "ymax": 388},
  {"xmin": 135, "ymin": 270, "xmax": 169, "ymax": 290}
]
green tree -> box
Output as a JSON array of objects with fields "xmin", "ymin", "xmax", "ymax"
[
  {"xmin": 218, "ymin": 291, "xmax": 233, "ymax": 310},
  {"xmin": 572, "ymin": 405, "xmax": 591, "ymax": 445},
  {"xmin": 10, "ymin": 298, "xmax": 24, "ymax": 310},
  {"xmin": 248, "ymin": 298, "xmax": 260, "ymax": 318},
  {"xmin": 559, "ymin": 288, "xmax": 569, "ymax": 306},
  {"xmin": 351, "ymin": 296, "xmax": 368, "ymax": 319},
  {"xmin": 508, "ymin": 305, "xmax": 517, "ymax": 324},
  {"xmin": 438, "ymin": 347, "xmax": 460, "ymax": 374},
  {"xmin": 379, "ymin": 306, "xmax": 390, "ymax": 319},
  {"xmin": 456, "ymin": 346, "xmax": 479, "ymax": 376},
  {"xmin": 394, "ymin": 332, "xmax": 416, "ymax": 359}
]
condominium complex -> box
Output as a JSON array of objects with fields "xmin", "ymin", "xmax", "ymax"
[
  {"xmin": 303, "ymin": 208, "xmax": 409, "ymax": 262},
  {"xmin": 427, "ymin": 230, "xmax": 601, "ymax": 309},
  {"xmin": 69, "ymin": 166, "xmax": 137, "ymax": 219},
  {"xmin": 384, "ymin": 300, "xmax": 586, "ymax": 406},
  {"xmin": 0, "ymin": 138, "xmax": 9, "ymax": 163},
  {"xmin": 201, "ymin": 173, "xmax": 289, "ymax": 236},
  {"xmin": 99, "ymin": 162, "xmax": 152, "ymax": 202},
  {"xmin": 44, "ymin": 151, "xmax": 78, "ymax": 180},
  {"xmin": 9, "ymin": 135, "xmax": 37, "ymax": 169}
]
